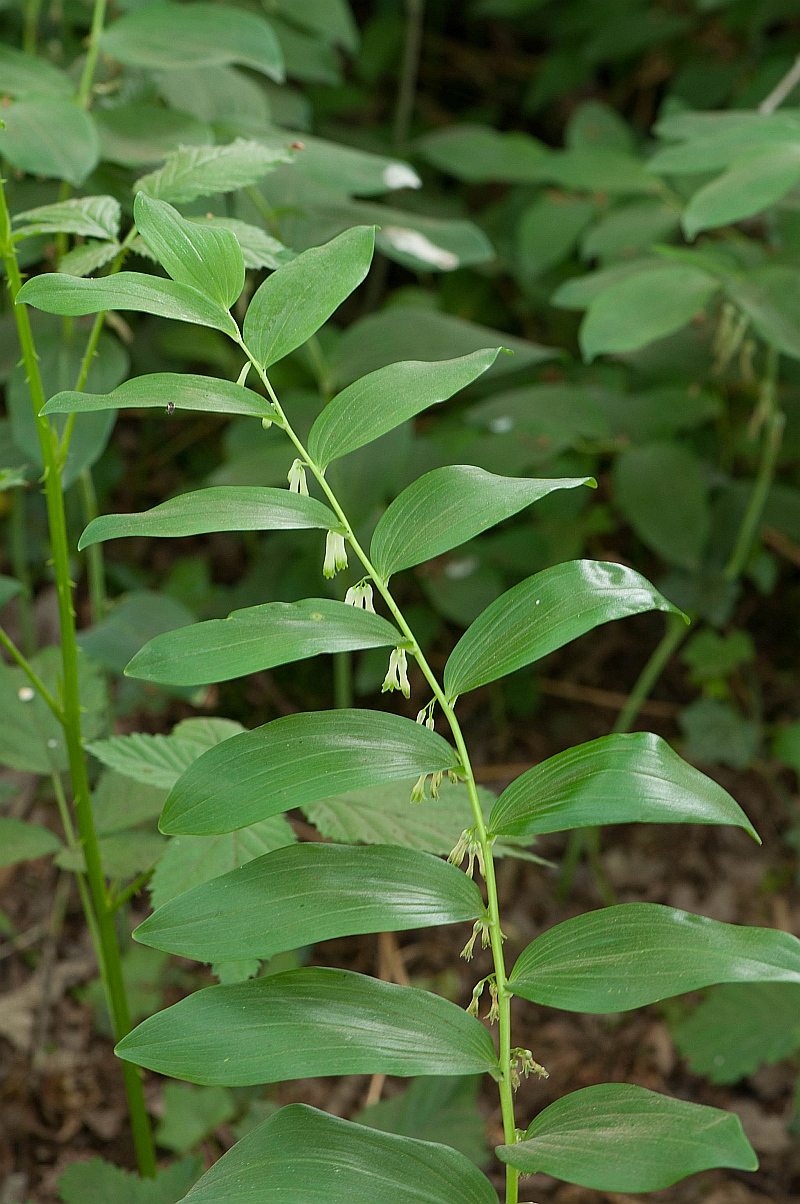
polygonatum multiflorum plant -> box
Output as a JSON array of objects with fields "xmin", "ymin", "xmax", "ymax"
[{"xmin": 13, "ymin": 191, "xmax": 800, "ymax": 1203}]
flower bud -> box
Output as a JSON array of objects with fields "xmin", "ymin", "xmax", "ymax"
[
  {"xmin": 323, "ymin": 530, "xmax": 348, "ymax": 578},
  {"xmin": 288, "ymin": 458, "xmax": 309, "ymax": 496}
]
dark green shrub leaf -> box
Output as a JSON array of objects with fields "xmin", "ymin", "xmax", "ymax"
[
  {"xmin": 444, "ymin": 560, "xmax": 681, "ymax": 701},
  {"xmin": 87, "ymin": 718, "xmax": 242, "ymax": 790},
  {"xmin": 488, "ymin": 731, "xmax": 757, "ymax": 840},
  {"xmin": 613, "ymin": 441, "xmax": 710, "ymax": 569},
  {"xmin": 58, "ymin": 1154, "xmax": 200, "ymax": 1204},
  {"xmin": 79, "ymin": 487, "xmax": 337, "ymax": 549},
  {"xmin": 44, "ymin": 374, "xmax": 275, "ymax": 422},
  {"xmin": 117, "ymin": 967, "xmax": 498, "ymax": 1083},
  {"xmin": 177, "ymin": 1103, "xmax": 498, "ymax": 1203},
  {"xmin": 134, "ymin": 194, "xmax": 244, "ymax": 309},
  {"xmin": 135, "ymin": 842, "xmax": 484, "ymax": 962},
  {"xmin": 683, "ymin": 146, "xmax": 800, "ymax": 238},
  {"xmin": 516, "ymin": 195, "xmax": 595, "ymax": 282},
  {"xmin": 581, "ymin": 200, "xmax": 680, "ymax": 263},
  {"xmin": 94, "ymin": 104, "xmax": 212, "ymax": 168},
  {"xmin": 126, "ymin": 598, "xmax": 400, "ymax": 686},
  {"xmin": 76, "ymin": 591, "xmax": 195, "ymax": 675},
  {"xmin": 417, "ymin": 123, "xmax": 547, "ymax": 183},
  {"xmin": 135, "ymin": 140, "xmax": 293, "ymax": 204},
  {"xmin": 727, "ymin": 266, "xmax": 800, "ymax": 358},
  {"xmin": 371, "ymin": 468, "xmax": 593, "ymax": 581},
  {"xmin": 160, "ymin": 709, "xmax": 459, "ymax": 834},
  {"xmin": 671, "ymin": 982, "xmax": 800, "ymax": 1083},
  {"xmin": 0, "ymin": 818, "xmax": 62, "ymax": 867},
  {"xmin": 12, "ymin": 196, "xmax": 120, "ymax": 240},
  {"xmin": 152, "ymin": 65, "xmax": 271, "ymax": 140},
  {"xmin": 0, "ymin": 45, "xmax": 74, "ymax": 99},
  {"xmin": 243, "ymin": 226, "xmax": 375, "ymax": 369},
  {"xmin": 156, "ymin": 1083, "xmax": 236, "ymax": 1154},
  {"xmin": 678, "ymin": 697, "xmax": 761, "ymax": 769},
  {"xmin": 357, "ymin": 1076, "xmax": 489, "ymax": 1166},
  {"xmin": 0, "ymin": 99, "xmax": 98, "ymax": 184},
  {"xmin": 466, "ymin": 383, "xmax": 610, "ymax": 443},
  {"xmin": 496, "ymin": 1083, "xmax": 756, "ymax": 1189},
  {"xmin": 509, "ymin": 902, "xmax": 800, "ymax": 1012},
  {"xmin": 580, "ymin": 264, "xmax": 719, "ymax": 359},
  {"xmin": 56, "ymin": 831, "xmax": 166, "ymax": 878}
]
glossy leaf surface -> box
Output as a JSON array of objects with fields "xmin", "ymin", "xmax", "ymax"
[
  {"xmin": 126, "ymin": 598, "xmax": 401, "ymax": 686},
  {"xmin": 180, "ymin": 1103, "xmax": 498, "ymax": 1204},
  {"xmin": 488, "ymin": 732, "xmax": 757, "ymax": 840},
  {"xmin": 134, "ymin": 194, "xmax": 244, "ymax": 309},
  {"xmin": 496, "ymin": 1084, "xmax": 756, "ymax": 1190},
  {"xmin": 509, "ymin": 902, "xmax": 800, "ymax": 1012},
  {"xmin": 444, "ymin": 560, "xmax": 681, "ymax": 701},
  {"xmin": 243, "ymin": 227, "xmax": 374, "ymax": 369},
  {"xmin": 135, "ymin": 843, "xmax": 484, "ymax": 962},
  {"xmin": 79, "ymin": 487, "xmax": 337, "ymax": 549},
  {"xmin": 43, "ymin": 374, "xmax": 273, "ymax": 420},
  {"xmin": 160, "ymin": 709, "xmax": 460, "ymax": 834},
  {"xmin": 116, "ymin": 968, "xmax": 498, "ymax": 1083},
  {"xmin": 371, "ymin": 467, "xmax": 592, "ymax": 579}
]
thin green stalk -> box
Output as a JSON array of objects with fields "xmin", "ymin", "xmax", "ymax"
[
  {"xmin": 0, "ymin": 175, "xmax": 157, "ymax": 1177},
  {"xmin": 394, "ymin": 0, "xmax": 425, "ymax": 149},
  {"xmin": 240, "ymin": 342, "xmax": 521, "ymax": 1197},
  {"xmin": 9, "ymin": 487, "xmax": 36, "ymax": 656},
  {"xmin": 79, "ymin": 467, "xmax": 107, "ymax": 623},
  {"xmin": 23, "ymin": 0, "xmax": 43, "ymax": 54},
  {"xmin": 76, "ymin": 0, "xmax": 108, "ymax": 108},
  {"xmin": 612, "ymin": 611, "xmax": 688, "ymax": 736},
  {"xmin": 0, "ymin": 623, "xmax": 63, "ymax": 721}
]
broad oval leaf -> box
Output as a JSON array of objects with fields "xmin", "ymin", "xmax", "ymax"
[
  {"xmin": 126, "ymin": 598, "xmax": 401, "ymax": 686},
  {"xmin": 243, "ymin": 226, "xmax": 375, "ymax": 370},
  {"xmin": 496, "ymin": 1084, "xmax": 756, "ymax": 1190},
  {"xmin": 134, "ymin": 193, "xmax": 244, "ymax": 309},
  {"xmin": 0, "ymin": 44, "xmax": 74, "ymax": 99},
  {"xmin": 309, "ymin": 351, "xmax": 500, "ymax": 471},
  {"xmin": 370, "ymin": 467, "xmax": 593, "ymax": 580},
  {"xmin": 417, "ymin": 123, "xmax": 547, "ymax": 184},
  {"xmin": 116, "ymin": 967, "xmax": 498, "ymax": 1083},
  {"xmin": 160, "ymin": 709, "xmax": 460, "ymax": 835},
  {"xmin": 0, "ymin": 99, "xmax": 98, "ymax": 185},
  {"xmin": 179, "ymin": 1103, "xmax": 499, "ymax": 1204},
  {"xmin": 135, "ymin": 842, "xmax": 484, "ymax": 961},
  {"xmin": 580, "ymin": 264, "xmax": 719, "ymax": 360},
  {"xmin": 42, "ymin": 374, "xmax": 274, "ymax": 420},
  {"xmin": 683, "ymin": 145, "xmax": 800, "ymax": 239},
  {"xmin": 613, "ymin": 441, "xmax": 710, "ymax": 570},
  {"xmin": 100, "ymin": 3, "xmax": 285, "ymax": 81},
  {"xmin": 78, "ymin": 487, "xmax": 338, "ymax": 550},
  {"xmin": 488, "ymin": 732, "xmax": 758, "ymax": 841},
  {"xmin": 135, "ymin": 140, "xmax": 294, "ymax": 204},
  {"xmin": 727, "ymin": 266, "xmax": 800, "ymax": 359},
  {"xmin": 444, "ymin": 560, "xmax": 682, "ymax": 702},
  {"xmin": 0, "ymin": 818, "xmax": 62, "ymax": 868},
  {"xmin": 509, "ymin": 902, "xmax": 800, "ymax": 1012},
  {"xmin": 13, "ymin": 196, "xmax": 120, "ymax": 241},
  {"xmin": 16, "ymin": 273, "xmax": 238, "ymax": 338}
]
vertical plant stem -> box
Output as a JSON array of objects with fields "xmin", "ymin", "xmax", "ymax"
[
  {"xmin": 394, "ymin": 0, "xmax": 426, "ymax": 149},
  {"xmin": 23, "ymin": 0, "xmax": 43, "ymax": 54},
  {"xmin": 79, "ymin": 468, "xmax": 107, "ymax": 623},
  {"xmin": 612, "ymin": 611, "xmax": 688, "ymax": 736},
  {"xmin": 9, "ymin": 487, "xmax": 36, "ymax": 656},
  {"xmin": 76, "ymin": 0, "xmax": 108, "ymax": 108},
  {"xmin": 0, "ymin": 176, "xmax": 157, "ymax": 1177}
]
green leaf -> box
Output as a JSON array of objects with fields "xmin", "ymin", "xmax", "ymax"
[
  {"xmin": 516, "ymin": 195, "xmax": 595, "ymax": 282},
  {"xmin": 58, "ymin": 1154, "xmax": 200, "ymax": 1204},
  {"xmin": 417, "ymin": 123, "xmax": 547, "ymax": 183},
  {"xmin": 356, "ymin": 1076, "xmax": 488, "ymax": 1167},
  {"xmin": 671, "ymin": 982, "xmax": 800, "ymax": 1083},
  {"xmin": 566, "ymin": 100, "xmax": 635, "ymax": 153},
  {"xmin": 0, "ymin": 818, "xmax": 62, "ymax": 868},
  {"xmin": 94, "ymin": 103, "xmax": 213, "ymax": 168},
  {"xmin": 134, "ymin": 194, "xmax": 244, "ymax": 310},
  {"xmin": 509, "ymin": 902, "xmax": 800, "ymax": 1012},
  {"xmin": 152, "ymin": 65, "xmax": 272, "ymax": 140},
  {"xmin": 56, "ymin": 831, "xmax": 166, "ymax": 879},
  {"xmin": 613, "ymin": 442, "xmax": 710, "ymax": 569},
  {"xmin": 272, "ymin": 0, "xmax": 359, "ymax": 52},
  {"xmin": 0, "ymin": 576, "xmax": 22, "ymax": 608},
  {"xmin": 91, "ymin": 772, "xmax": 168, "ymax": 836},
  {"xmin": 261, "ymin": 132, "xmax": 420, "ymax": 197},
  {"xmin": 678, "ymin": 697, "xmax": 761, "ymax": 770},
  {"xmin": 488, "ymin": 731, "xmax": 758, "ymax": 840},
  {"xmin": 309, "ymin": 350, "xmax": 499, "ymax": 470},
  {"xmin": 243, "ymin": 226, "xmax": 375, "ymax": 369},
  {"xmin": 58, "ymin": 240, "xmax": 121, "ymax": 278},
  {"xmin": 101, "ymin": 3, "xmax": 285, "ymax": 81},
  {"xmin": 156, "ymin": 1083, "xmax": 236, "ymax": 1154},
  {"xmin": 12, "ymin": 196, "xmax": 120, "ymax": 240},
  {"xmin": 444, "ymin": 560, "xmax": 681, "ymax": 702},
  {"xmin": 580, "ymin": 264, "xmax": 719, "ymax": 359},
  {"xmin": 16, "ymin": 273, "xmax": 239, "ymax": 339},
  {"xmin": 727, "ymin": 266, "xmax": 800, "ymax": 358},
  {"xmin": 533, "ymin": 148, "xmax": 659, "ymax": 195},
  {"xmin": 371, "ymin": 467, "xmax": 593, "ymax": 580},
  {"xmin": 77, "ymin": 591, "xmax": 196, "ymax": 675},
  {"xmin": 0, "ymin": 648, "xmax": 105, "ymax": 774},
  {"xmin": 116, "ymin": 967, "xmax": 498, "ymax": 1083},
  {"xmin": 174, "ymin": 1103, "xmax": 498, "ymax": 1204},
  {"xmin": 649, "ymin": 112, "xmax": 800, "ymax": 174},
  {"xmin": 0, "ymin": 45, "xmax": 74, "ymax": 100},
  {"xmin": 135, "ymin": 842, "xmax": 483, "ymax": 963},
  {"xmin": 87, "ymin": 719, "xmax": 243, "ymax": 791},
  {"xmin": 159, "ymin": 709, "xmax": 460, "ymax": 835},
  {"xmin": 44, "ymin": 374, "xmax": 274, "ymax": 422},
  {"xmin": 149, "ymin": 815, "xmax": 296, "ymax": 911},
  {"xmin": 0, "ymin": 99, "xmax": 98, "ymax": 185},
  {"xmin": 466, "ymin": 384, "xmax": 610, "ymax": 443},
  {"xmin": 126, "ymin": 598, "xmax": 401, "ymax": 686},
  {"xmin": 79, "ymin": 487, "xmax": 338, "ymax": 550},
  {"xmin": 270, "ymin": 17, "xmax": 341, "ymax": 84},
  {"xmin": 551, "ymin": 257, "xmax": 659, "ymax": 310},
  {"xmin": 581, "ymin": 200, "xmax": 681, "ymax": 263},
  {"xmin": 496, "ymin": 1083, "xmax": 756, "ymax": 1190},
  {"xmin": 683, "ymin": 145, "xmax": 800, "ymax": 238},
  {"xmin": 135, "ymin": 140, "xmax": 293, "ymax": 204},
  {"xmin": 189, "ymin": 218, "xmax": 294, "ymax": 271}
]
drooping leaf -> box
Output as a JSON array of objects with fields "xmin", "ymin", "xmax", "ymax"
[
  {"xmin": 44, "ymin": 374, "xmax": 274, "ymax": 422},
  {"xmin": 12, "ymin": 196, "xmax": 120, "ymax": 241},
  {"xmin": 0, "ymin": 99, "xmax": 98, "ymax": 185},
  {"xmin": 0, "ymin": 818, "xmax": 62, "ymax": 868},
  {"xmin": 444, "ymin": 560, "xmax": 682, "ymax": 701},
  {"xmin": 580, "ymin": 264, "xmax": 719, "ymax": 359},
  {"xmin": 16, "ymin": 273, "xmax": 239, "ymax": 338},
  {"xmin": 243, "ymin": 226, "xmax": 375, "ymax": 369},
  {"xmin": 683, "ymin": 145, "xmax": 800, "ymax": 238},
  {"xmin": 309, "ymin": 351, "xmax": 499, "ymax": 470},
  {"xmin": 100, "ymin": 3, "xmax": 285, "ymax": 81},
  {"xmin": 0, "ymin": 45, "xmax": 74, "ymax": 99},
  {"xmin": 159, "ymin": 709, "xmax": 460, "ymax": 835},
  {"xmin": 613, "ymin": 441, "xmax": 710, "ymax": 569},
  {"xmin": 116, "ymin": 967, "xmax": 498, "ymax": 1083},
  {"xmin": 509, "ymin": 902, "xmax": 800, "ymax": 1012},
  {"xmin": 488, "ymin": 732, "xmax": 757, "ymax": 840},
  {"xmin": 496, "ymin": 1084, "xmax": 756, "ymax": 1190},
  {"xmin": 671, "ymin": 982, "xmax": 800, "ymax": 1083},
  {"xmin": 87, "ymin": 719, "xmax": 243, "ymax": 791},
  {"xmin": 371, "ymin": 467, "xmax": 593, "ymax": 580},
  {"xmin": 356, "ymin": 1076, "xmax": 489, "ymax": 1167},
  {"xmin": 135, "ymin": 140, "xmax": 294, "ymax": 204},
  {"xmin": 176, "ymin": 1103, "xmax": 498, "ymax": 1204},
  {"xmin": 134, "ymin": 194, "xmax": 244, "ymax": 309},
  {"xmin": 79, "ymin": 487, "xmax": 338, "ymax": 549},
  {"xmin": 135, "ymin": 842, "xmax": 483, "ymax": 963},
  {"xmin": 126, "ymin": 598, "xmax": 401, "ymax": 686}
]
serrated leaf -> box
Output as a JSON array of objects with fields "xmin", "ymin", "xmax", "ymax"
[
  {"xmin": 134, "ymin": 194, "xmax": 244, "ymax": 309},
  {"xmin": 580, "ymin": 264, "xmax": 719, "ymax": 360},
  {"xmin": 156, "ymin": 1083, "xmax": 236, "ymax": 1155},
  {"xmin": 371, "ymin": 467, "xmax": 593, "ymax": 580},
  {"xmin": 87, "ymin": 734, "xmax": 211, "ymax": 791},
  {"xmin": 0, "ymin": 818, "xmax": 62, "ymax": 867},
  {"xmin": 58, "ymin": 241, "xmax": 121, "ymax": 278},
  {"xmin": 160, "ymin": 709, "xmax": 460, "ymax": 835},
  {"xmin": 444, "ymin": 560, "xmax": 681, "ymax": 702},
  {"xmin": 135, "ymin": 140, "xmax": 293, "ymax": 204},
  {"xmin": 58, "ymin": 1154, "xmax": 200, "ymax": 1204},
  {"xmin": 488, "ymin": 731, "xmax": 757, "ymax": 840},
  {"xmin": 116, "ymin": 967, "xmax": 498, "ymax": 1083},
  {"xmin": 189, "ymin": 218, "xmax": 294, "ymax": 270},
  {"xmin": 613, "ymin": 441, "xmax": 710, "ymax": 569},
  {"xmin": 177, "ymin": 1103, "xmax": 498, "ymax": 1204},
  {"xmin": 79, "ymin": 487, "xmax": 338, "ymax": 549},
  {"xmin": 0, "ymin": 99, "xmax": 98, "ymax": 185},
  {"xmin": 0, "ymin": 45, "xmax": 74, "ymax": 100},
  {"xmin": 671, "ymin": 982, "xmax": 800, "ymax": 1083},
  {"xmin": 135, "ymin": 842, "xmax": 483, "ymax": 963},
  {"xmin": 56, "ymin": 831, "xmax": 166, "ymax": 878},
  {"xmin": 356, "ymin": 1076, "xmax": 489, "ymax": 1167},
  {"xmin": 126, "ymin": 598, "xmax": 401, "ymax": 686},
  {"xmin": 91, "ymin": 771, "xmax": 168, "ymax": 836},
  {"xmin": 16, "ymin": 273, "xmax": 239, "ymax": 338},
  {"xmin": 496, "ymin": 1084, "xmax": 756, "ymax": 1190},
  {"xmin": 683, "ymin": 145, "xmax": 800, "ymax": 238},
  {"xmin": 509, "ymin": 902, "xmax": 800, "ymax": 1012},
  {"xmin": 12, "ymin": 195, "xmax": 120, "ymax": 240},
  {"xmin": 44, "ymin": 374, "xmax": 274, "ymax": 422}
]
